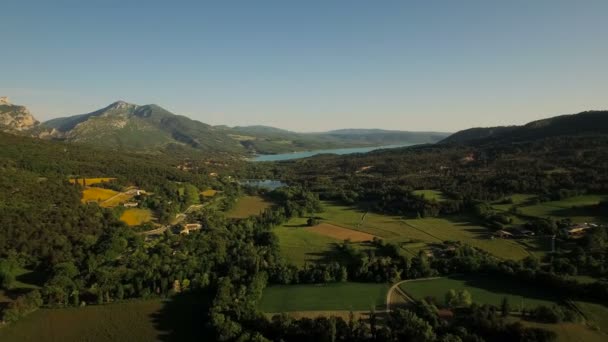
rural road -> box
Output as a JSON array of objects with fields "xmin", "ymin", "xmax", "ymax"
[
  {"xmin": 385, "ymin": 277, "xmax": 442, "ymax": 311},
  {"xmin": 140, "ymin": 198, "xmax": 222, "ymax": 236}
]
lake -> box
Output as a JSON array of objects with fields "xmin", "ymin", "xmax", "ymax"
[{"xmin": 252, "ymin": 143, "xmax": 415, "ymax": 162}]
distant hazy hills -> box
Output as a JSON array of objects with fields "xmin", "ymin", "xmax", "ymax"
[
  {"xmin": 1, "ymin": 99, "xmax": 449, "ymax": 155},
  {"xmin": 8, "ymin": 98, "xmax": 603, "ymax": 156},
  {"xmin": 441, "ymin": 110, "xmax": 608, "ymax": 145}
]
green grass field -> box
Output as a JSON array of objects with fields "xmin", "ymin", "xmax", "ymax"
[
  {"xmin": 522, "ymin": 321, "xmax": 607, "ymax": 342},
  {"xmin": 0, "ymin": 292, "xmax": 212, "ymax": 342},
  {"xmin": 492, "ymin": 194, "xmax": 607, "ymax": 224},
  {"xmin": 274, "ymin": 219, "xmax": 344, "ymax": 266},
  {"xmin": 574, "ymin": 301, "xmax": 608, "ymax": 332},
  {"xmin": 276, "ymin": 202, "xmax": 531, "ymax": 265},
  {"xmin": 259, "ymin": 282, "xmax": 389, "ymax": 312},
  {"xmin": 226, "ymin": 195, "xmax": 272, "ymax": 219},
  {"xmin": 413, "ymin": 189, "xmax": 446, "ymax": 202},
  {"xmin": 399, "ymin": 275, "xmax": 559, "ymax": 309},
  {"xmin": 0, "ymin": 300, "xmax": 165, "ymax": 342}
]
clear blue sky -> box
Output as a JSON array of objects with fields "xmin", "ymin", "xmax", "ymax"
[{"xmin": 2, "ymin": 0, "xmax": 607, "ymax": 132}]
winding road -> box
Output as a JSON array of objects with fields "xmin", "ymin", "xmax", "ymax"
[{"xmin": 385, "ymin": 277, "xmax": 442, "ymax": 311}]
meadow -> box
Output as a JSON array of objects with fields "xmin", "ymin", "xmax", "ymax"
[
  {"xmin": 258, "ymin": 282, "xmax": 389, "ymax": 312},
  {"xmin": 275, "ymin": 202, "xmax": 531, "ymax": 266},
  {"xmin": 226, "ymin": 195, "xmax": 272, "ymax": 219},
  {"xmin": 0, "ymin": 292, "xmax": 213, "ymax": 342},
  {"xmin": 522, "ymin": 321, "xmax": 607, "ymax": 342},
  {"xmin": 120, "ymin": 208, "xmax": 153, "ymax": 226},
  {"xmin": 573, "ymin": 301, "xmax": 608, "ymax": 332},
  {"xmin": 399, "ymin": 275, "xmax": 559, "ymax": 309},
  {"xmin": 412, "ymin": 189, "xmax": 446, "ymax": 202},
  {"xmin": 492, "ymin": 194, "xmax": 608, "ymax": 223},
  {"xmin": 0, "ymin": 300, "xmax": 165, "ymax": 342}
]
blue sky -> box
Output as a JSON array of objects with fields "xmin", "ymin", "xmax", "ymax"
[{"xmin": 1, "ymin": 0, "xmax": 607, "ymax": 131}]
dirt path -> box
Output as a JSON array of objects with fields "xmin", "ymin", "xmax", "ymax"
[{"xmin": 386, "ymin": 277, "xmax": 442, "ymax": 311}]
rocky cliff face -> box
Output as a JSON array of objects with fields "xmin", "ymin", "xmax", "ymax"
[{"xmin": 0, "ymin": 97, "xmax": 40, "ymax": 132}]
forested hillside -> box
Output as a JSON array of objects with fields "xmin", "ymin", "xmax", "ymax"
[{"xmin": 441, "ymin": 110, "xmax": 608, "ymax": 145}]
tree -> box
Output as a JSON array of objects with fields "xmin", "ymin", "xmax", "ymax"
[
  {"xmin": 389, "ymin": 309, "xmax": 436, "ymax": 342},
  {"xmin": 307, "ymin": 217, "xmax": 318, "ymax": 226},
  {"xmin": 501, "ymin": 297, "xmax": 511, "ymax": 317},
  {"xmin": 445, "ymin": 289, "xmax": 472, "ymax": 308}
]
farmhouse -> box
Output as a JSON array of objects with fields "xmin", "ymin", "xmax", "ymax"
[
  {"xmin": 180, "ymin": 223, "xmax": 202, "ymax": 235},
  {"xmin": 494, "ymin": 230, "xmax": 514, "ymax": 239},
  {"xmin": 563, "ymin": 223, "xmax": 593, "ymax": 237}
]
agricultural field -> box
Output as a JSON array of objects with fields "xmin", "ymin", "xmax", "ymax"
[
  {"xmin": 81, "ymin": 187, "xmax": 119, "ymax": 203},
  {"xmin": 492, "ymin": 194, "xmax": 607, "ymax": 223},
  {"xmin": 0, "ymin": 300, "xmax": 164, "ymax": 342},
  {"xmin": 522, "ymin": 321, "xmax": 607, "ymax": 342},
  {"xmin": 80, "ymin": 187, "xmax": 135, "ymax": 208},
  {"xmin": 200, "ymin": 189, "xmax": 217, "ymax": 197},
  {"xmin": 413, "ymin": 189, "xmax": 446, "ymax": 202},
  {"xmin": 120, "ymin": 208, "xmax": 153, "ymax": 226},
  {"xmin": 401, "ymin": 218, "xmax": 530, "ymax": 260},
  {"xmin": 69, "ymin": 177, "xmax": 116, "ymax": 186},
  {"xmin": 0, "ymin": 294, "xmax": 211, "ymax": 342},
  {"xmin": 274, "ymin": 223, "xmax": 343, "ymax": 266},
  {"xmin": 573, "ymin": 301, "xmax": 608, "ymax": 332},
  {"xmin": 399, "ymin": 275, "xmax": 558, "ymax": 309},
  {"xmin": 225, "ymin": 195, "xmax": 272, "ymax": 219},
  {"xmin": 306, "ymin": 223, "xmax": 376, "ymax": 242},
  {"xmin": 275, "ymin": 202, "xmax": 531, "ymax": 265},
  {"xmin": 259, "ymin": 282, "xmax": 389, "ymax": 312}
]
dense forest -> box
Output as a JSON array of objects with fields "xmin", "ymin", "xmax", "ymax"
[{"xmin": 1, "ymin": 122, "xmax": 608, "ymax": 341}]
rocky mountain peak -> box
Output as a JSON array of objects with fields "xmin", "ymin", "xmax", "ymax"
[
  {"xmin": 0, "ymin": 98, "xmax": 39, "ymax": 132},
  {"xmin": 107, "ymin": 100, "xmax": 137, "ymax": 110}
]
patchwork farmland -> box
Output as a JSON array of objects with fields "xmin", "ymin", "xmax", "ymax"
[{"xmin": 275, "ymin": 202, "xmax": 531, "ymax": 266}]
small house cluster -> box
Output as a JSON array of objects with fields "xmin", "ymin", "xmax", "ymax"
[
  {"xmin": 493, "ymin": 228, "xmax": 535, "ymax": 239},
  {"xmin": 563, "ymin": 223, "xmax": 597, "ymax": 238},
  {"xmin": 179, "ymin": 223, "xmax": 202, "ymax": 235}
]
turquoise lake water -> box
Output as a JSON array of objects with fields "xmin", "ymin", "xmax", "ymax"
[{"xmin": 252, "ymin": 143, "xmax": 415, "ymax": 162}]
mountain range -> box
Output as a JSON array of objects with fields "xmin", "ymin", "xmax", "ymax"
[
  {"xmin": 0, "ymin": 99, "xmax": 450, "ymax": 155},
  {"xmin": 440, "ymin": 110, "xmax": 608, "ymax": 145}
]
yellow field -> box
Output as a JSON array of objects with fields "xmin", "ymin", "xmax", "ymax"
[
  {"xmin": 201, "ymin": 189, "xmax": 217, "ymax": 197},
  {"xmin": 120, "ymin": 208, "xmax": 153, "ymax": 226},
  {"xmin": 69, "ymin": 177, "xmax": 116, "ymax": 186},
  {"xmin": 81, "ymin": 187, "xmax": 119, "ymax": 203}
]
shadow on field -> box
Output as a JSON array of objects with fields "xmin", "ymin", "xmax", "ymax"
[
  {"xmin": 450, "ymin": 275, "xmax": 560, "ymax": 304},
  {"xmin": 150, "ymin": 290, "xmax": 214, "ymax": 341}
]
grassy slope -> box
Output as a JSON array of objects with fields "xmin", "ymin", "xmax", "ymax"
[
  {"xmin": 399, "ymin": 275, "xmax": 558, "ymax": 309},
  {"xmin": 259, "ymin": 282, "xmax": 389, "ymax": 312}
]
